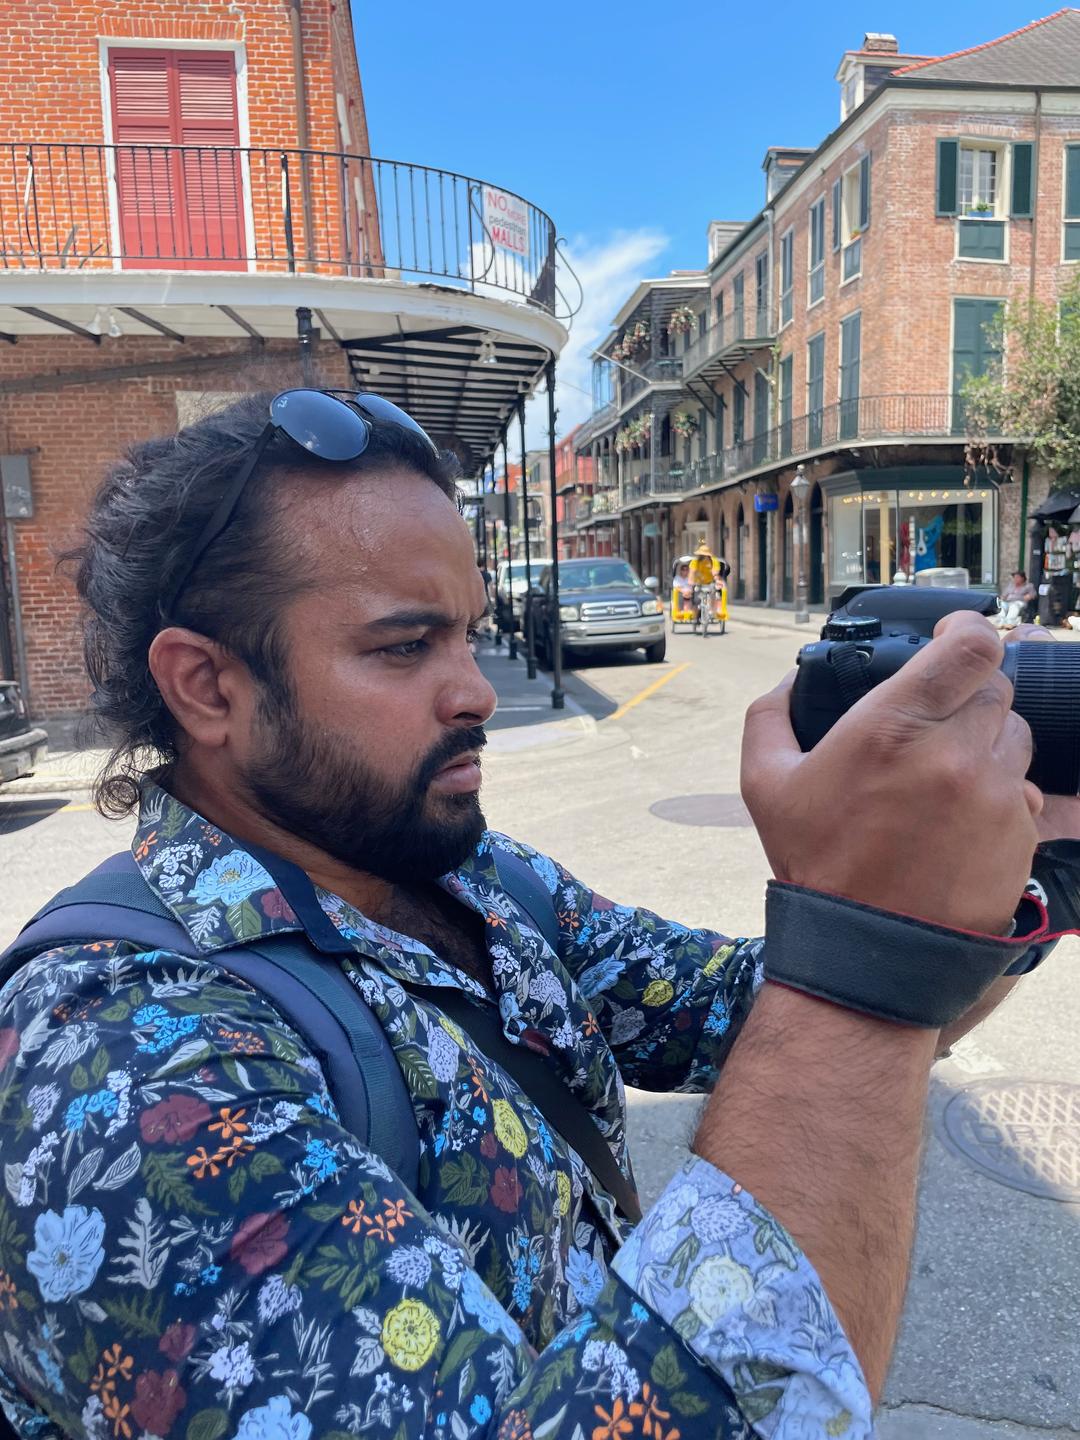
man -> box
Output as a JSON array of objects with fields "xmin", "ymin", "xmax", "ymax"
[
  {"xmin": 0, "ymin": 389, "xmax": 1063, "ymax": 1439},
  {"xmin": 1001, "ymin": 570, "xmax": 1038, "ymax": 627}
]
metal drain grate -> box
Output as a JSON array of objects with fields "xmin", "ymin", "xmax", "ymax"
[{"xmin": 939, "ymin": 1081, "xmax": 1080, "ymax": 1201}]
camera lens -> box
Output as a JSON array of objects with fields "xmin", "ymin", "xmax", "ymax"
[{"xmin": 1000, "ymin": 642, "xmax": 1080, "ymax": 795}]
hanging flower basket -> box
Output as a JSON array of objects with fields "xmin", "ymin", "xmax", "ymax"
[
  {"xmin": 672, "ymin": 410, "xmax": 700, "ymax": 439},
  {"xmin": 668, "ymin": 305, "xmax": 696, "ymax": 337}
]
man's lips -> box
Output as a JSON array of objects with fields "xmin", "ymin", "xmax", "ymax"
[{"xmin": 430, "ymin": 752, "xmax": 484, "ymax": 793}]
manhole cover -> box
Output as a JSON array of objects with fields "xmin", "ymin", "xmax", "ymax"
[
  {"xmin": 939, "ymin": 1081, "xmax": 1080, "ymax": 1201},
  {"xmin": 649, "ymin": 793, "xmax": 753, "ymax": 827}
]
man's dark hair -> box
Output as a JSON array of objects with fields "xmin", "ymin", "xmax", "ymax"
[
  {"xmin": 68, "ymin": 390, "xmax": 459, "ymax": 818},
  {"xmin": 1013, "ymin": 570, "xmax": 1027, "ymax": 581}
]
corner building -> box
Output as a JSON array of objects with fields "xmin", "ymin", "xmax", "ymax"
[
  {"xmin": 0, "ymin": 1, "xmax": 564, "ymax": 714},
  {"xmin": 576, "ymin": 16, "xmax": 1080, "ymax": 608}
]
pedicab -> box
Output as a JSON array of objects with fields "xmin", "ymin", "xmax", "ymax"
[{"xmin": 670, "ymin": 555, "xmax": 728, "ymax": 636}]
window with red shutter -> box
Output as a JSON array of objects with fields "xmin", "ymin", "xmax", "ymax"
[{"xmin": 108, "ymin": 48, "xmax": 245, "ymax": 270}]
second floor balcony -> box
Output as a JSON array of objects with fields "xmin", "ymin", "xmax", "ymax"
[
  {"xmin": 682, "ymin": 304, "xmax": 773, "ymax": 382},
  {"xmin": 680, "ymin": 392, "xmax": 1005, "ymax": 493},
  {"xmin": 0, "ymin": 141, "xmax": 565, "ymax": 468}
]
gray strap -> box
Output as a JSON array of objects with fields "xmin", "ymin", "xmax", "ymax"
[{"xmin": 765, "ymin": 881, "xmax": 1043, "ymax": 1027}]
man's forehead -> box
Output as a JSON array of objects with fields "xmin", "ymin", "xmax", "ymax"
[{"xmin": 284, "ymin": 467, "xmax": 480, "ymax": 611}]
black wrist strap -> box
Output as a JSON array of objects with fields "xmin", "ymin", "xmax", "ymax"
[{"xmin": 764, "ymin": 882, "xmax": 1049, "ymax": 1028}]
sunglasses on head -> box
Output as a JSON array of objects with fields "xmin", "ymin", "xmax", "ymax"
[{"xmin": 161, "ymin": 389, "xmax": 439, "ymax": 621}]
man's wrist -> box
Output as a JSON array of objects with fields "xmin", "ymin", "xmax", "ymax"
[{"xmin": 763, "ymin": 880, "xmax": 1050, "ymax": 1028}]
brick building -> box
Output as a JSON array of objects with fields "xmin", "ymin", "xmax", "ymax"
[
  {"xmin": 575, "ymin": 13, "xmax": 1080, "ymax": 607},
  {"xmin": 0, "ymin": 1, "xmax": 565, "ymax": 715}
]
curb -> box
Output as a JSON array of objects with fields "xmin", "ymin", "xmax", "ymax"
[{"xmin": 2, "ymin": 775, "xmax": 95, "ymax": 797}]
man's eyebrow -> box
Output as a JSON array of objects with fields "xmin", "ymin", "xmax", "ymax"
[{"xmin": 365, "ymin": 607, "xmax": 489, "ymax": 632}]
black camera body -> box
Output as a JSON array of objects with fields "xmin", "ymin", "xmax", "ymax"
[{"xmin": 791, "ymin": 586, "xmax": 1080, "ymax": 795}]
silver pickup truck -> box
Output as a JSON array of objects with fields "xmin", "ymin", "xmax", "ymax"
[{"xmin": 0, "ymin": 680, "xmax": 48, "ymax": 786}]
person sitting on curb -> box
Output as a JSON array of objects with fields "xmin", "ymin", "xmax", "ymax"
[{"xmin": 0, "ymin": 387, "xmax": 1070, "ymax": 1439}]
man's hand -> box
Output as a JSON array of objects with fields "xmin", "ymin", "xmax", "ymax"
[{"xmin": 742, "ymin": 611, "xmax": 1042, "ymax": 934}]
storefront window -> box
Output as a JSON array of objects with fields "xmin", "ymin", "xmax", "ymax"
[
  {"xmin": 828, "ymin": 484, "xmax": 997, "ymax": 593},
  {"xmin": 829, "ymin": 493, "xmax": 865, "ymax": 587},
  {"xmin": 897, "ymin": 488, "xmax": 995, "ymax": 585}
]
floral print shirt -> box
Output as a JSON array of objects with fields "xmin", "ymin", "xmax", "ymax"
[{"xmin": 0, "ymin": 785, "xmax": 871, "ymax": 1440}]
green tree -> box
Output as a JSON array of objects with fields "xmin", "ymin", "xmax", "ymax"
[{"xmin": 963, "ymin": 271, "xmax": 1080, "ymax": 482}]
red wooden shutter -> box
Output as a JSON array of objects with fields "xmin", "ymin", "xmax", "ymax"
[
  {"xmin": 175, "ymin": 53, "xmax": 245, "ymax": 266},
  {"xmin": 110, "ymin": 50, "xmax": 179, "ymax": 264},
  {"xmin": 109, "ymin": 48, "xmax": 245, "ymax": 269}
]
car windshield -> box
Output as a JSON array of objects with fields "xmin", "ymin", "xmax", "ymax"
[{"xmin": 560, "ymin": 560, "xmax": 639, "ymax": 590}]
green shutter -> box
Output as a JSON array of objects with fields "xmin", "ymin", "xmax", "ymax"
[
  {"xmin": 1010, "ymin": 142, "xmax": 1034, "ymax": 218},
  {"xmin": 832, "ymin": 178, "xmax": 841, "ymax": 250},
  {"xmin": 859, "ymin": 154, "xmax": 871, "ymax": 230},
  {"xmin": 1066, "ymin": 146, "xmax": 1080, "ymax": 219},
  {"xmin": 936, "ymin": 139, "xmax": 959, "ymax": 217}
]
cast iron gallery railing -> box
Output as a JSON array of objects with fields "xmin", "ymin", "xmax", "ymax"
[
  {"xmin": 0, "ymin": 142, "xmax": 557, "ymax": 312},
  {"xmin": 612, "ymin": 394, "xmax": 993, "ymax": 503}
]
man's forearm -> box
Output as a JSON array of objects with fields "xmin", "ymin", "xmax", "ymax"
[{"xmin": 692, "ymin": 981, "xmax": 938, "ymax": 1399}]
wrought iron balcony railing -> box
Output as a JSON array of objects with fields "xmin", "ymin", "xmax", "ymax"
[
  {"xmin": 682, "ymin": 392, "xmax": 990, "ymax": 491},
  {"xmin": 682, "ymin": 305, "xmax": 773, "ymax": 375},
  {"xmin": 0, "ymin": 142, "xmax": 557, "ymax": 312}
]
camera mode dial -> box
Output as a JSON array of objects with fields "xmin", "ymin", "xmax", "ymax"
[{"xmin": 822, "ymin": 615, "xmax": 882, "ymax": 642}]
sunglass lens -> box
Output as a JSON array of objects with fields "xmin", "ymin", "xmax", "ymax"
[
  {"xmin": 351, "ymin": 393, "xmax": 440, "ymax": 455},
  {"xmin": 270, "ymin": 389, "xmax": 371, "ymax": 462}
]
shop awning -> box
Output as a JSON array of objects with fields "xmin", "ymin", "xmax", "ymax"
[{"xmin": 1031, "ymin": 489, "xmax": 1080, "ymax": 520}]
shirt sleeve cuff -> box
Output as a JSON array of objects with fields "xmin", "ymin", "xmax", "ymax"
[{"xmin": 611, "ymin": 1155, "xmax": 873, "ymax": 1439}]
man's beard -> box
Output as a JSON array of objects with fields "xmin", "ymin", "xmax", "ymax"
[{"xmin": 242, "ymin": 696, "xmax": 487, "ymax": 884}]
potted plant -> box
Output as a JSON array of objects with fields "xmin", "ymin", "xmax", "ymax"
[
  {"xmin": 668, "ymin": 305, "xmax": 696, "ymax": 337},
  {"xmin": 672, "ymin": 411, "xmax": 700, "ymax": 440}
]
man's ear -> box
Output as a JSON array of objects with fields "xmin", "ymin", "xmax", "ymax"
[{"xmin": 148, "ymin": 627, "xmax": 250, "ymax": 750}]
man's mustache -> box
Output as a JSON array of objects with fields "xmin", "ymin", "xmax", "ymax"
[{"xmin": 416, "ymin": 726, "xmax": 488, "ymax": 790}]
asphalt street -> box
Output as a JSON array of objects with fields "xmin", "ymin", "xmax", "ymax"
[{"xmin": 1, "ymin": 615, "xmax": 1078, "ymax": 1439}]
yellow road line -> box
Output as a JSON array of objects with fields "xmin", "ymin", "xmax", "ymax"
[{"xmin": 607, "ymin": 662, "xmax": 691, "ymax": 722}]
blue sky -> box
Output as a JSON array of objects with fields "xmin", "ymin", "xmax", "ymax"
[{"xmin": 354, "ymin": 1, "xmax": 1049, "ymax": 436}]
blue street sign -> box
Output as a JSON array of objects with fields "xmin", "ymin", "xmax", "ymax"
[{"xmin": 754, "ymin": 493, "xmax": 779, "ymax": 512}]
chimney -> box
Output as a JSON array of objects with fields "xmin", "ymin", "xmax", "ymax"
[{"xmin": 862, "ymin": 32, "xmax": 899, "ymax": 53}]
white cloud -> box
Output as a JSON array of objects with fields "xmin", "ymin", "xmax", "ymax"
[{"xmin": 528, "ymin": 227, "xmax": 669, "ymax": 449}]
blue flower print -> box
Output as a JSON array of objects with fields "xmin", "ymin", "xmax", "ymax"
[
  {"xmin": 63, "ymin": 1096, "xmax": 90, "ymax": 1133},
  {"xmin": 460, "ymin": 1268, "xmax": 524, "ymax": 1346},
  {"xmin": 191, "ymin": 851, "xmax": 275, "ymax": 908},
  {"xmin": 135, "ymin": 1012, "xmax": 200, "ymax": 1056},
  {"xmin": 566, "ymin": 1247, "xmax": 605, "ymax": 1308},
  {"xmin": 234, "ymin": 1394, "xmax": 313, "ymax": 1440},
  {"xmin": 470, "ymin": 1394, "xmax": 492, "ymax": 1425},
  {"xmin": 27, "ymin": 1205, "xmax": 106, "ymax": 1303},
  {"xmin": 472, "ymin": 1105, "xmax": 486, "ymax": 1125},
  {"xmin": 703, "ymin": 994, "xmax": 731, "ymax": 1038},
  {"xmin": 303, "ymin": 1139, "xmax": 339, "ymax": 1181},
  {"xmin": 577, "ymin": 955, "xmax": 626, "ymax": 999}
]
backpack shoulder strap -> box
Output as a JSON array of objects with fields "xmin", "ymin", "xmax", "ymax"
[
  {"xmin": 492, "ymin": 847, "xmax": 561, "ymax": 953},
  {"xmin": 226, "ymin": 939, "xmax": 419, "ymax": 1192},
  {"xmin": 1, "ymin": 857, "xmax": 420, "ymax": 1193}
]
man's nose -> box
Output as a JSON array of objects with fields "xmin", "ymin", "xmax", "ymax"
[{"xmin": 440, "ymin": 651, "xmax": 497, "ymax": 726}]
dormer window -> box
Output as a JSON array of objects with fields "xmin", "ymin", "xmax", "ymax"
[{"xmin": 842, "ymin": 69, "xmax": 862, "ymax": 119}]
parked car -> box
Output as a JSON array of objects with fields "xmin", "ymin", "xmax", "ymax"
[
  {"xmin": 528, "ymin": 558, "xmax": 666, "ymax": 665},
  {"xmin": 0, "ymin": 679, "xmax": 47, "ymax": 787},
  {"xmin": 495, "ymin": 557, "xmax": 553, "ymax": 632}
]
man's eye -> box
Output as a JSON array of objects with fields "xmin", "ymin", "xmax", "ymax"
[{"xmin": 382, "ymin": 639, "xmax": 428, "ymax": 659}]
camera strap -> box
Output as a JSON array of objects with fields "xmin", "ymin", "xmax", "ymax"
[{"xmin": 763, "ymin": 881, "xmax": 1062, "ymax": 1028}]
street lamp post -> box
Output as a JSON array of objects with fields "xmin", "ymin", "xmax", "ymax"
[{"xmin": 790, "ymin": 464, "xmax": 811, "ymax": 625}]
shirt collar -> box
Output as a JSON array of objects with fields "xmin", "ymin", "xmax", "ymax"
[{"xmin": 131, "ymin": 783, "xmax": 503, "ymax": 989}]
